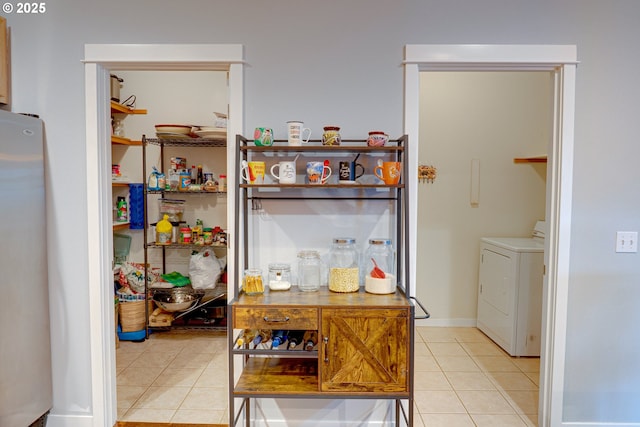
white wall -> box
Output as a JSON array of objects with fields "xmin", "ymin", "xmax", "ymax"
[
  {"xmin": 417, "ymin": 71, "xmax": 549, "ymax": 324},
  {"xmin": 4, "ymin": 0, "xmax": 640, "ymax": 424}
]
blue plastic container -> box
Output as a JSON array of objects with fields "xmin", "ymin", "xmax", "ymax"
[{"xmin": 128, "ymin": 183, "xmax": 144, "ymax": 229}]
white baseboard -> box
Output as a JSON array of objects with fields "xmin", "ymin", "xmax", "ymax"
[{"xmin": 45, "ymin": 414, "xmax": 93, "ymax": 427}]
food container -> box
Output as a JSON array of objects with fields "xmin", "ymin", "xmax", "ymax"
[
  {"xmin": 364, "ymin": 238, "xmax": 395, "ymax": 276},
  {"xmin": 268, "ymin": 263, "xmax": 292, "ymax": 291},
  {"xmin": 367, "ymin": 131, "xmax": 389, "ymax": 147},
  {"xmin": 297, "ymin": 250, "xmax": 322, "ymax": 292},
  {"xmin": 328, "ymin": 238, "xmax": 360, "ymax": 292},
  {"xmin": 158, "ymin": 198, "xmax": 185, "ymax": 222},
  {"xmin": 364, "ymin": 238, "xmax": 395, "ymax": 294},
  {"xmin": 243, "ymin": 268, "xmax": 264, "ymax": 295}
]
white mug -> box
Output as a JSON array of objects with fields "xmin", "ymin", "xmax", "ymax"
[
  {"xmin": 270, "ymin": 161, "xmax": 297, "ymax": 184},
  {"xmin": 287, "ymin": 121, "xmax": 311, "ymax": 146}
]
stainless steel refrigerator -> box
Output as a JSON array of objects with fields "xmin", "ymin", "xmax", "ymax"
[{"xmin": 0, "ymin": 110, "xmax": 52, "ymax": 426}]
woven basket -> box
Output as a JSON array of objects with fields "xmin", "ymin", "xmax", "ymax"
[{"xmin": 119, "ymin": 300, "xmax": 146, "ymax": 332}]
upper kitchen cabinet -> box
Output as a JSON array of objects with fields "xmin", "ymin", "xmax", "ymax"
[{"xmin": 0, "ymin": 17, "xmax": 9, "ymax": 104}]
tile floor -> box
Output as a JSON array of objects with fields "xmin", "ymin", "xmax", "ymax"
[
  {"xmin": 116, "ymin": 329, "xmax": 228, "ymax": 424},
  {"xmin": 116, "ymin": 326, "xmax": 539, "ymax": 426}
]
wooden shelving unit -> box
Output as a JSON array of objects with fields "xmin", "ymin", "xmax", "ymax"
[
  {"xmin": 111, "ymin": 101, "xmax": 147, "ymax": 231},
  {"xmin": 229, "ymin": 135, "xmax": 428, "ymax": 426}
]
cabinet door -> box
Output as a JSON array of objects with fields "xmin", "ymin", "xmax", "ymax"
[{"xmin": 320, "ymin": 308, "xmax": 409, "ymax": 393}]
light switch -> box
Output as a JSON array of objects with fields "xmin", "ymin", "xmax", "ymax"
[{"xmin": 616, "ymin": 231, "xmax": 638, "ymax": 253}]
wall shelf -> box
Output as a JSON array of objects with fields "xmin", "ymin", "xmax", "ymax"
[
  {"xmin": 110, "ymin": 100, "xmax": 147, "ymax": 115},
  {"xmin": 112, "ymin": 135, "xmax": 142, "ymax": 146},
  {"xmin": 513, "ymin": 155, "xmax": 547, "ymax": 164},
  {"xmin": 113, "ymin": 222, "xmax": 130, "ymax": 231}
]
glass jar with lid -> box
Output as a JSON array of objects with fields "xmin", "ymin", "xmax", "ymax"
[
  {"xmin": 268, "ymin": 263, "xmax": 292, "ymax": 291},
  {"xmin": 243, "ymin": 268, "xmax": 264, "ymax": 295},
  {"xmin": 297, "ymin": 250, "xmax": 321, "ymax": 292},
  {"xmin": 364, "ymin": 238, "xmax": 396, "ymax": 294},
  {"xmin": 328, "ymin": 237, "xmax": 360, "ymax": 292},
  {"xmin": 364, "ymin": 238, "xmax": 395, "ymax": 277}
]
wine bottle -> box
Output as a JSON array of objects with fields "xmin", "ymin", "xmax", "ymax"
[
  {"xmin": 303, "ymin": 330, "xmax": 318, "ymax": 351},
  {"xmin": 287, "ymin": 330, "xmax": 305, "ymax": 350},
  {"xmin": 271, "ymin": 330, "xmax": 288, "ymax": 349},
  {"xmin": 253, "ymin": 329, "xmax": 272, "ymax": 347},
  {"xmin": 236, "ymin": 329, "xmax": 257, "ymax": 349}
]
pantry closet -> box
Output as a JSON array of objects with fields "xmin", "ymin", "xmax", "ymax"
[{"xmin": 112, "ymin": 70, "xmax": 231, "ymax": 423}]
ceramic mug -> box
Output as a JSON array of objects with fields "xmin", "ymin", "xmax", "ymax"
[
  {"xmin": 270, "ymin": 161, "xmax": 297, "ymax": 184},
  {"xmin": 306, "ymin": 161, "xmax": 331, "ymax": 184},
  {"xmin": 374, "ymin": 161, "xmax": 401, "ymax": 185},
  {"xmin": 338, "ymin": 161, "xmax": 364, "ymax": 183},
  {"xmin": 254, "ymin": 127, "xmax": 274, "ymax": 146},
  {"xmin": 287, "ymin": 121, "xmax": 311, "ymax": 146},
  {"xmin": 322, "ymin": 126, "xmax": 341, "ymax": 146},
  {"xmin": 367, "ymin": 131, "xmax": 389, "ymax": 147},
  {"xmin": 241, "ymin": 160, "xmax": 266, "ymax": 184}
]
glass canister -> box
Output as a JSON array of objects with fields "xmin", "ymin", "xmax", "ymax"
[
  {"xmin": 328, "ymin": 237, "xmax": 360, "ymax": 292},
  {"xmin": 243, "ymin": 268, "xmax": 264, "ymax": 295},
  {"xmin": 364, "ymin": 238, "xmax": 395, "ymax": 276},
  {"xmin": 268, "ymin": 263, "xmax": 292, "ymax": 291},
  {"xmin": 322, "ymin": 126, "xmax": 341, "ymax": 146},
  {"xmin": 297, "ymin": 250, "xmax": 322, "ymax": 292},
  {"xmin": 364, "ymin": 238, "xmax": 396, "ymax": 294}
]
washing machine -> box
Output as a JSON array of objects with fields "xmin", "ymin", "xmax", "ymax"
[{"xmin": 476, "ymin": 222, "xmax": 545, "ymax": 357}]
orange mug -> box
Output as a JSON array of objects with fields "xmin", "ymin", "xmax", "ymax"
[{"xmin": 374, "ymin": 161, "xmax": 401, "ymax": 185}]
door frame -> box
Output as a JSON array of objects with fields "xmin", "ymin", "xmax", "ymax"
[
  {"xmin": 83, "ymin": 43, "xmax": 244, "ymax": 426},
  {"xmin": 403, "ymin": 44, "xmax": 577, "ymax": 427}
]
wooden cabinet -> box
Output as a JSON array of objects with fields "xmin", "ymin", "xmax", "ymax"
[
  {"xmin": 0, "ymin": 17, "xmax": 8, "ymax": 105},
  {"xmin": 321, "ymin": 307, "xmax": 409, "ymax": 393},
  {"xmin": 231, "ymin": 288, "xmax": 411, "ymax": 397},
  {"xmin": 229, "ymin": 135, "xmax": 424, "ymax": 426}
]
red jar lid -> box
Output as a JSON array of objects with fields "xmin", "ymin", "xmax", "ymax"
[
  {"xmin": 324, "ymin": 126, "xmax": 340, "ymax": 131},
  {"xmin": 369, "ymin": 130, "xmax": 385, "ymax": 135}
]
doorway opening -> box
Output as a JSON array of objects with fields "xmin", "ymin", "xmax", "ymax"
[
  {"xmin": 403, "ymin": 44, "xmax": 577, "ymax": 427},
  {"xmin": 84, "ymin": 44, "xmax": 244, "ymax": 426}
]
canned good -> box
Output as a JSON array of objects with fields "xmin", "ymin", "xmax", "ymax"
[
  {"xmin": 171, "ymin": 157, "xmax": 187, "ymax": 171},
  {"xmin": 218, "ymin": 174, "xmax": 227, "ymax": 192},
  {"xmin": 179, "ymin": 227, "xmax": 192, "ymax": 244},
  {"xmin": 203, "ymin": 228, "xmax": 213, "ymax": 245}
]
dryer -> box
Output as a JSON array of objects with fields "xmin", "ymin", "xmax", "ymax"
[{"xmin": 477, "ymin": 222, "xmax": 545, "ymax": 357}]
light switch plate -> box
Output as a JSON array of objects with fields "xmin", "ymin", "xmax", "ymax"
[{"xmin": 616, "ymin": 231, "xmax": 638, "ymax": 253}]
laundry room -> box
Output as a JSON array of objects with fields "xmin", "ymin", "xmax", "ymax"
[{"xmin": 415, "ymin": 71, "xmax": 550, "ymax": 330}]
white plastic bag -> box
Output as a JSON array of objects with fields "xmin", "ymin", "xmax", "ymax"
[{"xmin": 189, "ymin": 248, "xmax": 223, "ymax": 289}]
